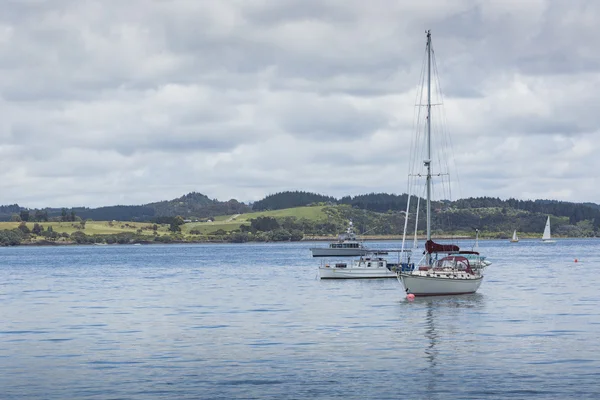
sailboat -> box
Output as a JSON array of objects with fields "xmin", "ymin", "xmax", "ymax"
[
  {"xmin": 510, "ymin": 230, "xmax": 519, "ymax": 243},
  {"xmin": 396, "ymin": 31, "xmax": 484, "ymax": 296},
  {"xmin": 541, "ymin": 216, "xmax": 556, "ymax": 243}
]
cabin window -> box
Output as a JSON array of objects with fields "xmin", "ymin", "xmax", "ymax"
[{"xmin": 367, "ymin": 262, "xmax": 371, "ymax": 268}]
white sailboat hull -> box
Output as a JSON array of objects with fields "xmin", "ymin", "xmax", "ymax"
[
  {"xmin": 319, "ymin": 266, "xmax": 396, "ymax": 279},
  {"xmin": 398, "ymin": 272, "xmax": 483, "ymax": 296}
]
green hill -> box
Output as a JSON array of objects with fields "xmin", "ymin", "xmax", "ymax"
[
  {"xmin": 183, "ymin": 206, "xmax": 327, "ymax": 234},
  {"xmin": 147, "ymin": 192, "xmax": 251, "ymax": 218},
  {"xmin": 2, "ymin": 190, "xmax": 599, "ymax": 240},
  {"xmin": 0, "ymin": 192, "xmax": 251, "ymax": 222},
  {"xmin": 183, "ymin": 202, "xmax": 598, "ymax": 239}
]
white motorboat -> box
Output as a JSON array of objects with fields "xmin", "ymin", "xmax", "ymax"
[
  {"xmin": 310, "ymin": 222, "xmax": 373, "ymax": 257},
  {"xmin": 453, "ymin": 252, "xmax": 491, "ymax": 271},
  {"xmin": 396, "ymin": 31, "xmax": 485, "ymax": 296},
  {"xmin": 461, "ymin": 229, "xmax": 491, "ymax": 270},
  {"xmin": 319, "ymin": 256, "xmax": 398, "ymax": 279}
]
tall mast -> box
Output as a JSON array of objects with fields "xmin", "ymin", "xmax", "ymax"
[{"xmin": 425, "ymin": 30, "xmax": 432, "ymax": 247}]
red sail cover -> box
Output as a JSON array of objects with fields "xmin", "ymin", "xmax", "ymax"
[{"xmin": 425, "ymin": 240, "xmax": 459, "ymax": 253}]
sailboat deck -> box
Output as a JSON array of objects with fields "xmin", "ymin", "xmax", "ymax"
[{"xmin": 408, "ymin": 269, "xmax": 481, "ymax": 280}]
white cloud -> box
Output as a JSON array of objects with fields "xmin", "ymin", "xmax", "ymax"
[{"xmin": 0, "ymin": 0, "xmax": 599, "ymax": 208}]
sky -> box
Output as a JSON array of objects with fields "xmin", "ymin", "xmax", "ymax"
[{"xmin": 0, "ymin": 0, "xmax": 599, "ymax": 208}]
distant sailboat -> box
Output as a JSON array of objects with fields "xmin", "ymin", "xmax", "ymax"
[
  {"xmin": 541, "ymin": 216, "xmax": 556, "ymax": 243},
  {"xmin": 510, "ymin": 230, "xmax": 519, "ymax": 243}
]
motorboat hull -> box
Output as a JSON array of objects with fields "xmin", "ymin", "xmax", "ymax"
[
  {"xmin": 311, "ymin": 247, "xmax": 369, "ymax": 257},
  {"xmin": 319, "ymin": 266, "xmax": 397, "ymax": 279},
  {"xmin": 458, "ymin": 254, "xmax": 491, "ymax": 270},
  {"xmin": 398, "ymin": 272, "xmax": 483, "ymax": 296}
]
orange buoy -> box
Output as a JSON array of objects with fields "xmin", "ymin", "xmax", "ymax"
[
  {"xmin": 407, "ymin": 293, "xmax": 415, "ymax": 301},
  {"xmin": 574, "ymin": 259, "xmax": 578, "ymax": 263}
]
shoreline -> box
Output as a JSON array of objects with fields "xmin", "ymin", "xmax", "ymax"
[{"xmin": 4, "ymin": 235, "xmax": 595, "ymax": 247}]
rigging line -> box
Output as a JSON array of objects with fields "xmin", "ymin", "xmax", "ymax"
[
  {"xmin": 432, "ymin": 60, "xmax": 458, "ymax": 246},
  {"xmin": 414, "ymin": 184, "xmax": 426, "ymax": 245},
  {"xmin": 400, "ymin": 192, "xmax": 412, "ymax": 255},
  {"xmin": 411, "ymin": 46, "xmax": 428, "ymax": 177},
  {"xmin": 434, "ymin": 51, "xmax": 454, "ymax": 204},
  {"xmin": 430, "ymin": 48, "xmax": 449, "ymax": 199},
  {"xmin": 401, "ymin": 43, "xmax": 426, "ymax": 236},
  {"xmin": 413, "ymin": 72, "xmax": 426, "ymax": 181},
  {"xmin": 428, "ymin": 50, "xmax": 452, "ymax": 223},
  {"xmin": 408, "ymin": 39, "xmax": 442, "ymax": 249},
  {"xmin": 402, "ymin": 54, "xmax": 425, "ymax": 256},
  {"xmin": 426, "ymin": 52, "xmax": 450, "ymax": 218},
  {"xmin": 409, "ymin": 80, "xmax": 427, "ymax": 205},
  {"xmin": 432, "ymin": 47, "xmax": 461, "ymax": 202},
  {"xmin": 407, "ymin": 45, "xmax": 427, "ymax": 197}
]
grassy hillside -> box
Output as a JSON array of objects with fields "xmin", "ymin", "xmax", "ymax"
[
  {"xmin": 2, "ymin": 202, "xmax": 597, "ymax": 246},
  {"xmin": 0, "ymin": 205, "xmax": 328, "ymax": 239},
  {"xmin": 0, "ymin": 221, "xmax": 171, "ymax": 236},
  {"xmin": 182, "ymin": 206, "xmax": 327, "ymax": 234}
]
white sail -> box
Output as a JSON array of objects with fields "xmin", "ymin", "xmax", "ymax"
[
  {"xmin": 542, "ymin": 216, "xmax": 551, "ymax": 240},
  {"xmin": 511, "ymin": 230, "xmax": 518, "ymax": 242}
]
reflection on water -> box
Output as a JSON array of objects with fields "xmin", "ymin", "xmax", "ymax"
[
  {"xmin": 425, "ymin": 303, "xmax": 438, "ymax": 367},
  {"xmin": 424, "ymin": 301, "xmax": 440, "ymax": 394},
  {"xmin": 415, "ymin": 294, "xmax": 486, "ymax": 394}
]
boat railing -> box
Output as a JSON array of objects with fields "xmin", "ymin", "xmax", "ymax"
[
  {"xmin": 400, "ymin": 263, "xmax": 415, "ymax": 272},
  {"xmin": 387, "ymin": 262, "xmax": 415, "ymax": 273}
]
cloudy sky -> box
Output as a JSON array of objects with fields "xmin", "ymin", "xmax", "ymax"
[{"xmin": 0, "ymin": 0, "xmax": 598, "ymax": 208}]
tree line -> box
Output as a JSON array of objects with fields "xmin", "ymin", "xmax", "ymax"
[
  {"xmin": 0, "ymin": 192, "xmax": 251, "ymax": 223},
  {"xmin": 250, "ymin": 191, "xmax": 600, "ymax": 230},
  {"xmin": 2, "ymin": 190, "xmax": 600, "ymax": 236}
]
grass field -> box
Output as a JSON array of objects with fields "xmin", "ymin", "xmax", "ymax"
[
  {"xmin": 183, "ymin": 206, "xmax": 328, "ymax": 234},
  {"xmin": 0, "ymin": 221, "xmax": 170, "ymax": 236},
  {"xmin": 0, "ymin": 206, "xmax": 329, "ymax": 237}
]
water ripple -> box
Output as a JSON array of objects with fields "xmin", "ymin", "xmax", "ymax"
[{"xmin": 1, "ymin": 240, "xmax": 600, "ymax": 399}]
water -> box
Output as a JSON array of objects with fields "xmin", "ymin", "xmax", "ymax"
[{"xmin": 1, "ymin": 239, "xmax": 599, "ymax": 399}]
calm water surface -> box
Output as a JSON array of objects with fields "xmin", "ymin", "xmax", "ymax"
[{"xmin": 1, "ymin": 239, "xmax": 599, "ymax": 399}]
